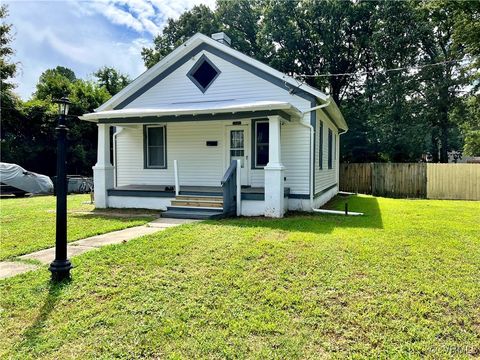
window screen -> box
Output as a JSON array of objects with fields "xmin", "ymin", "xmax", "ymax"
[
  {"xmin": 319, "ymin": 121, "xmax": 323, "ymax": 169},
  {"xmin": 146, "ymin": 126, "xmax": 166, "ymax": 168},
  {"xmin": 255, "ymin": 121, "xmax": 269, "ymax": 167},
  {"xmin": 328, "ymin": 128, "xmax": 333, "ymax": 169}
]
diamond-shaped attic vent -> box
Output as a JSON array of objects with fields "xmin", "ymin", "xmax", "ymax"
[{"xmin": 187, "ymin": 55, "xmax": 220, "ymax": 93}]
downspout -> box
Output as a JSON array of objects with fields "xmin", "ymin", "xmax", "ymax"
[
  {"xmin": 112, "ymin": 126, "xmax": 124, "ymax": 188},
  {"xmin": 299, "ymin": 100, "xmax": 331, "ymax": 211},
  {"xmin": 300, "ymin": 102, "xmax": 359, "ymax": 216}
]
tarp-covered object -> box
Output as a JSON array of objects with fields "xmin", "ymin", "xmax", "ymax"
[{"xmin": 0, "ymin": 162, "xmax": 53, "ymax": 194}]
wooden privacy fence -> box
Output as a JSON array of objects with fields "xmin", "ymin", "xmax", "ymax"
[
  {"xmin": 427, "ymin": 164, "xmax": 480, "ymax": 200},
  {"xmin": 340, "ymin": 163, "xmax": 479, "ymax": 200}
]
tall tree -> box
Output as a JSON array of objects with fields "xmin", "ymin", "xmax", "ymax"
[
  {"xmin": 260, "ymin": 0, "xmax": 374, "ymax": 105},
  {"xmin": 35, "ymin": 66, "xmax": 76, "ymax": 100},
  {"xmin": 216, "ymin": 0, "xmax": 265, "ymax": 59},
  {"xmin": 0, "ymin": 4, "xmax": 16, "ymax": 96},
  {"xmin": 142, "ymin": 5, "xmax": 220, "ymax": 68},
  {"xmin": 93, "ymin": 66, "xmax": 131, "ymax": 96},
  {"xmin": 0, "ymin": 4, "xmax": 24, "ymax": 166},
  {"xmin": 416, "ymin": 3, "xmax": 466, "ymax": 162},
  {"xmin": 449, "ymin": 1, "xmax": 480, "ymax": 84},
  {"xmin": 0, "ymin": 4, "xmax": 20, "ymax": 124},
  {"xmin": 3, "ymin": 65, "xmax": 110, "ymax": 175},
  {"xmin": 365, "ymin": 1, "xmax": 427, "ymax": 162}
]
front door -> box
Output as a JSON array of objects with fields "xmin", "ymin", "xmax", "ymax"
[{"xmin": 227, "ymin": 125, "xmax": 250, "ymax": 186}]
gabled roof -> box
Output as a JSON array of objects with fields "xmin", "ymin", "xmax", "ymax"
[{"xmin": 92, "ymin": 33, "xmax": 347, "ymax": 130}]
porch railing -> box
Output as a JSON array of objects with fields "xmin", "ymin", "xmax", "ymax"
[{"xmin": 221, "ymin": 160, "xmax": 238, "ymax": 217}]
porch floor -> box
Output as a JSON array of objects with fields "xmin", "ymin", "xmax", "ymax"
[{"xmin": 107, "ymin": 185, "xmax": 290, "ymax": 200}]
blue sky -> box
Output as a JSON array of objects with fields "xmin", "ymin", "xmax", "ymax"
[{"xmin": 6, "ymin": 0, "xmax": 215, "ymax": 99}]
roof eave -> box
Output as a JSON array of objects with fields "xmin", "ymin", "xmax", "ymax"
[{"xmin": 81, "ymin": 102, "xmax": 302, "ymax": 123}]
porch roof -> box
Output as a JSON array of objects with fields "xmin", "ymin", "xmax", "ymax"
[{"xmin": 79, "ymin": 100, "xmax": 302, "ymax": 123}]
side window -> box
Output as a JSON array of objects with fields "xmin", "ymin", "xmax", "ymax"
[
  {"xmin": 255, "ymin": 121, "xmax": 269, "ymax": 168},
  {"xmin": 328, "ymin": 128, "xmax": 333, "ymax": 169},
  {"xmin": 145, "ymin": 125, "xmax": 166, "ymax": 168}
]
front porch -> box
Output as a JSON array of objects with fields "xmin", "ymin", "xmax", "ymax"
[
  {"xmin": 107, "ymin": 185, "xmax": 291, "ymax": 201},
  {"xmin": 106, "ymin": 184, "xmax": 292, "ymax": 219},
  {"xmin": 87, "ymin": 101, "xmax": 305, "ymax": 218}
]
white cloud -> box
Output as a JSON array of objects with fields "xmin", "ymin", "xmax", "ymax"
[
  {"xmin": 82, "ymin": 1, "xmax": 146, "ymax": 33},
  {"xmin": 6, "ymin": 0, "xmax": 216, "ymax": 99},
  {"xmin": 79, "ymin": 0, "xmax": 216, "ymax": 36}
]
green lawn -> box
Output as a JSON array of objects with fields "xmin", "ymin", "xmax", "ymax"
[
  {"xmin": 1, "ymin": 195, "xmax": 479, "ymax": 358},
  {"xmin": 0, "ymin": 195, "xmax": 156, "ymax": 261}
]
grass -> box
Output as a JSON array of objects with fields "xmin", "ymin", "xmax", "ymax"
[
  {"xmin": 0, "ymin": 195, "xmax": 479, "ymax": 358},
  {"xmin": 0, "ymin": 194, "xmax": 156, "ymax": 261}
]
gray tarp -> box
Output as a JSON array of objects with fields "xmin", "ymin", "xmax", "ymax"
[{"xmin": 0, "ymin": 162, "xmax": 53, "ymax": 194}]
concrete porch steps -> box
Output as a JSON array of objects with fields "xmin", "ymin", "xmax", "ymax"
[
  {"xmin": 161, "ymin": 207, "xmax": 224, "ymax": 220},
  {"xmin": 175, "ymin": 195, "xmax": 223, "ymax": 202},
  {"xmin": 162, "ymin": 195, "xmax": 225, "ymax": 219},
  {"xmin": 171, "ymin": 199, "xmax": 223, "ymax": 208}
]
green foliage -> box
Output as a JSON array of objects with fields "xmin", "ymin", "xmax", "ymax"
[
  {"xmin": 448, "ymin": 1, "xmax": 480, "ymax": 86},
  {"xmin": 0, "ymin": 4, "xmax": 16, "ymax": 90},
  {"xmin": 1, "ymin": 196, "xmax": 479, "ymax": 357},
  {"xmin": 216, "ymin": 0, "xmax": 264, "ymax": 59},
  {"xmin": 0, "ymin": 3, "xmax": 20, "ymax": 144},
  {"xmin": 142, "ymin": 0, "xmax": 478, "ymax": 163},
  {"xmin": 1, "ymin": 65, "xmax": 112, "ymax": 175},
  {"xmin": 463, "ymin": 130, "xmax": 480, "ymax": 156},
  {"xmin": 34, "ymin": 66, "xmax": 76, "ymax": 101},
  {"xmin": 93, "ymin": 66, "xmax": 131, "ymax": 96},
  {"xmin": 141, "ymin": 5, "xmax": 220, "ymax": 68},
  {"xmin": 450, "ymin": 95, "xmax": 480, "ymax": 156}
]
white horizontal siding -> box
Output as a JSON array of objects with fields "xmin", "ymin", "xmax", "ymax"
[
  {"xmin": 282, "ymin": 122, "xmax": 310, "ymax": 195},
  {"xmin": 115, "ymin": 119, "xmax": 311, "ymax": 195},
  {"xmin": 250, "ymin": 170, "xmax": 264, "ymax": 188},
  {"xmin": 116, "ymin": 121, "xmax": 226, "ymax": 187},
  {"xmin": 315, "ymin": 109, "xmax": 339, "ymax": 195},
  {"xmin": 238, "ymin": 122, "xmax": 310, "ymax": 194},
  {"xmin": 124, "ymin": 50, "xmax": 311, "ymax": 113}
]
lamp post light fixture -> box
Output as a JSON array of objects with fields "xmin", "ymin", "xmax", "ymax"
[{"xmin": 49, "ymin": 96, "xmax": 73, "ymax": 282}]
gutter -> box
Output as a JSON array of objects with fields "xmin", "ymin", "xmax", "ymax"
[{"xmin": 302, "ymin": 99, "xmax": 331, "ymax": 116}]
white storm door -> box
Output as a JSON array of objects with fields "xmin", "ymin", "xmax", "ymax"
[{"xmin": 227, "ymin": 126, "xmax": 250, "ymax": 186}]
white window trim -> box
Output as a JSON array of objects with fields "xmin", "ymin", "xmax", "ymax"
[{"xmin": 145, "ymin": 124, "xmax": 167, "ymax": 169}]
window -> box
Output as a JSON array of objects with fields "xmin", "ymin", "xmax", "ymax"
[
  {"xmin": 328, "ymin": 128, "xmax": 333, "ymax": 169},
  {"xmin": 333, "ymin": 134, "xmax": 336, "ymax": 164},
  {"xmin": 145, "ymin": 125, "xmax": 166, "ymax": 168},
  {"xmin": 230, "ymin": 130, "xmax": 245, "ymax": 168},
  {"xmin": 319, "ymin": 120, "xmax": 323, "ymax": 169},
  {"xmin": 255, "ymin": 121, "xmax": 269, "ymax": 167},
  {"xmin": 187, "ymin": 55, "xmax": 220, "ymax": 93}
]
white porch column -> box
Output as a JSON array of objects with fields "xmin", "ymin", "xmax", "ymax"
[
  {"xmin": 93, "ymin": 124, "xmax": 114, "ymax": 208},
  {"xmin": 264, "ymin": 115, "xmax": 285, "ymax": 218}
]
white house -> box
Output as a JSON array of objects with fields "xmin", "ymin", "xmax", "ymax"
[{"xmin": 80, "ymin": 32, "xmax": 348, "ymax": 219}]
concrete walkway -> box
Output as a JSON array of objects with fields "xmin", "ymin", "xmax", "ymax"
[{"xmin": 0, "ymin": 218, "xmax": 196, "ymax": 280}]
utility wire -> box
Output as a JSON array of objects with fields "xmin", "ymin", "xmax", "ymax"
[{"xmin": 294, "ymin": 59, "xmax": 464, "ymax": 78}]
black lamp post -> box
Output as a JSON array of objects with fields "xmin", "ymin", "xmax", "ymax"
[{"xmin": 49, "ymin": 96, "xmax": 73, "ymax": 282}]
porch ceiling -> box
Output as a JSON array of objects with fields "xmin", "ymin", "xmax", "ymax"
[{"xmin": 79, "ymin": 100, "xmax": 302, "ymax": 123}]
